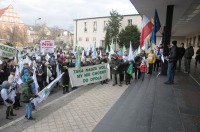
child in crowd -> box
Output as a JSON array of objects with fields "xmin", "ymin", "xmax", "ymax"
[{"xmin": 137, "ymin": 59, "xmax": 147, "ymax": 81}]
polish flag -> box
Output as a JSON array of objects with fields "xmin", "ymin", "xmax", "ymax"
[{"xmin": 140, "ymin": 15, "xmax": 153, "ymax": 48}]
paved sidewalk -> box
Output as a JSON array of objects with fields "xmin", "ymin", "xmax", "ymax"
[
  {"xmin": 13, "ymin": 82, "xmax": 127, "ymax": 132},
  {"xmin": 93, "ymin": 63, "xmax": 200, "ymax": 132}
]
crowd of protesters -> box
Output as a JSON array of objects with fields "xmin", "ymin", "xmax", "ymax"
[{"xmin": 0, "ymin": 42, "xmax": 199, "ymax": 120}]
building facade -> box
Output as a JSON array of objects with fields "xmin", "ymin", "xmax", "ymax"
[
  {"xmin": 0, "ymin": 5, "xmax": 27, "ymax": 45},
  {"xmin": 74, "ymin": 14, "xmax": 142, "ymax": 49}
]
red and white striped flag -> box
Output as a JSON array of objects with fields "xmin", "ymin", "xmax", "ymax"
[{"xmin": 140, "ymin": 15, "xmax": 153, "ymax": 49}]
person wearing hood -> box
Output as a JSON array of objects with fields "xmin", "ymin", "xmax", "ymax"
[
  {"xmin": 20, "ymin": 78, "xmax": 38, "ymax": 120},
  {"xmin": 1, "ymin": 81, "xmax": 17, "ymax": 119},
  {"xmin": 22, "ymin": 69, "xmax": 31, "ymax": 83}
]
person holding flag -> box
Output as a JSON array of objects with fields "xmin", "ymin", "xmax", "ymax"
[
  {"xmin": 1, "ymin": 81, "xmax": 17, "ymax": 119},
  {"xmin": 126, "ymin": 60, "xmax": 135, "ymax": 85},
  {"xmin": 20, "ymin": 78, "xmax": 38, "ymax": 120}
]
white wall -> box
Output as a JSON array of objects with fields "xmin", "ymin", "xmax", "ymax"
[{"xmin": 74, "ymin": 15, "xmax": 142, "ymax": 49}]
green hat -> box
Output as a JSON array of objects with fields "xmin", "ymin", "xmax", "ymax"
[{"xmin": 27, "ymin": 78, "xmax": 34, "ymax": 84}]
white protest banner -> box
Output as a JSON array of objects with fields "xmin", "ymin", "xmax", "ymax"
[
  {"xmin": 40, "ymin": 40, "xmax": 54, "ymax": 53},
  {"xmin": 32, "ymin": 73, "xmax": 64, "ymax": 107},
  {"xmin": 0, "ymin": 43, "xmax": 16, "ymax": 59},
  {"xmin": 68, "ymin": 63, "xmax": 110, "ymax": 87}
]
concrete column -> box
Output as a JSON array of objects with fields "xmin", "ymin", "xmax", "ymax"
[{"xmin": 161, "ymin": 5, "xmax": 174, "ymax": 75}]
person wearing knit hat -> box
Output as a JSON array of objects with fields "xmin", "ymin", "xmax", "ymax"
[
  {"xmin": 1, "ymin": 81, "xmax": 17, "ymax": 119},
  {"xmin": 20, "ymin": 78, "xmax": 38, "ymax": 120},
  {"xmin": 22, "ymin": 69, "xmax": 31, "ymax": 83}
]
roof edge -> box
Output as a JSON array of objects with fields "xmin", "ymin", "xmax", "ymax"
[{"xmin": 73, "ymin": 14, "xmax": 140, "ymax": 21}]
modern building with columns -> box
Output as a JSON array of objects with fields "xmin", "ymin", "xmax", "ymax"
[{"xmin": 73, "ymin": 14, "xmax": 142, "ymax": 49}]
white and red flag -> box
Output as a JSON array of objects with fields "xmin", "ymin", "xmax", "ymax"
[{"xmin": 140, "ymin": 15, "xmax": 153, "ymax": 49}]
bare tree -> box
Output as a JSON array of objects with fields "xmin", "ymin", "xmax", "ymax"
[{"xmin": 6, "ymin": 25, "xmax": 28, "ymax": 46}]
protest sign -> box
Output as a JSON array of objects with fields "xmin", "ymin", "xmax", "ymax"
[
  {"xmin": 0, "ymin": 43, "xmax": 16, "ymax": 59},
  {"xmin": 40, "ymin": 40, "xmax": 54, "ymax": 53},
  {"xmin": 68, "ymin": 63, "xmax": 110, "ymax": 87},
  {"xmin": 32, "ymin": 73, "xmax": 64, "ymax": 107}
]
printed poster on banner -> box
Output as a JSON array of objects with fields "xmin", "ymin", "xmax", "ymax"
[
  {"xmin": 40, "ymin": 40, "xmax": 54, "ymax": 53},
  {"xmin": 0, "ymin": 43, "xmax": 16, "ymax": 59},
  {"xmin": 68, "ymin": 63, "xmax": 110, "ymax": 87}
]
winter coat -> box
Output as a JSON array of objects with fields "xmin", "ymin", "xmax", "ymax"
[
  {"xmin": 135, "ymin": 56, "xmax": 142, "ymax": 67},
  {"xmin": 137, "ymin": 63, "xmax": 147, "ymax": 73},
  {"xmin": 184, "ymin": 46, "xmax": 194, "ymax": 59},
  {"xmin": 22, "ymin": 74, "xmax": 30, "ymax": 83},
  {"xmin": 87, "ymin": 61, "xmax": 95, "ymax": 66},
  {"xmin": 169, "ymin": 45, "xmax": 178, "ymax": 63},
  {"xmin": 20, "ymin": 81, "xmax": 35, "ymax": 103},
  {"xmin": 61, "ymin": 62, "xmax": 71, "ymax": 84},
  {"xmin": 177, "ymin": 47, "xmax": 185, "ymax": 59},
  {"xmin": 1, "ymin": 88, "xmax": 12, "ymax": 106},
  {"xmin": 147, "ymin": 53, "xmax": 156, "ymax": 64},
  {"xmin": 195, "ymin": 49, "xmax": 200, "ymax": 60},
  {"xmin": 110, "ymin": 58, "xmax": 121, "ymax": 74}
]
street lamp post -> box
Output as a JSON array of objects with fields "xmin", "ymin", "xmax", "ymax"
[{"xmin": 34, "ymin": 18, "xmax": 41, "ymax": 44}]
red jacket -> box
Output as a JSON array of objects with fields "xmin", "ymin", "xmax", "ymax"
[{"xmin": 137, "ymin": 63, "xmax": 147, "ymax": 73}]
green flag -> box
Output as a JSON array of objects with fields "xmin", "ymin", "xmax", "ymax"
[
  {"xmin": 127, "ymin": 62, "xmax": 133, "ymax": 75},
  {"xmin": 76, "ymin": 47, "xmax": 81, "ymax": 69},
  {"xmin": 106, "ymin": 44, "xmax": 109, "ymax": 53},
  {"xmin": 122, "ymin": 45, "xmax": 126, "ymax": 53},
  {"xmin": 119, "ymin": 47, "xmax": 123, "ymax": 52}
]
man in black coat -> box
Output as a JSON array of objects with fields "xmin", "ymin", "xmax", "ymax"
[
  {"xmin": 184, "ymin": 43, "xmax": 194, "ymax": 74},
  {"xmin": 177, "ymin": 43, "xmax": 185, "ymax": 71},
  {"xmin": 61, "ymin": 58, "xmax": 71, "ymax": 94},
  {"xmin": 165, "ymin": 40, "xmax": 178, "ymax": 84},
  {"xmin": 195, "ymin": 46, "xmax": 200, "ymax": 67}
]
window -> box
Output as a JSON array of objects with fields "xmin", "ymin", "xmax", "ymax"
[
  {"xmin": 10, "ymin": 18, "xmax": 13, "ymax": 22},
  {"xmin": 128, "ymin": 19, "xmax": 132, "ymax": 26},
  {"xmin": 79, "ymin": 37, "xmax": 82, "ymax": 41},
  {"xmin": 93, "ymin": 21, "xmax": 97, "ymax": 32},
  {"xmin": 86, "ymin": 37, "xmax": 89, "ymax": 42},
  {"xmin": 15, "ymin": 19, "xmax": 18, "ymax": 22},
  {"xmin": 84, "ymin": 22, "xmax": 87, "ymax": 32},
  {"xmin": 103, "ymin": 21, "xmax": 107, "ymax": 32}
]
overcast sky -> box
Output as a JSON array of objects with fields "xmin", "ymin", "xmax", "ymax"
[{"xmin": 0, "ymin": 0, "xmax": 138, "ymax": 31}]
